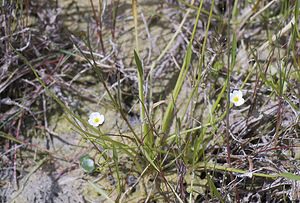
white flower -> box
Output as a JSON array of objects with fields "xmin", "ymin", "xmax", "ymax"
[
  {"xmin": 88, "ymin": 112, "xmax": 105, "ymax": 127},
  {"xmin": 230, "ymin": 90, "xmax": 245, "ymax": 106}
]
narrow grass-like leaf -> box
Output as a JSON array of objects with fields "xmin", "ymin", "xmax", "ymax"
[
  {"xmin": 143, "ymin": 150, "xmax": 159, "ymax": 172},
  {"xmin": 112, "ymin": 146, "xmax": 122, "ymax": 195},
  {"xmin": 207, "ymin": 175, "xmax": 224, "ymax": 202},
  {"xmin": 134, "ymin": 50, "xmax": 153, "ymax": 148},
  {"xmin": 279, "ymin": 172, "xmax": 300, "ymax": 181},
  {"xmin": 161, "ymin": 44, "xmax": 192, "ymax": 134}
]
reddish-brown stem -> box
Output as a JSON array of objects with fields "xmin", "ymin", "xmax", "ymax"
[{"xmin": 89, "ymin": 0, "xmax": 106, "ymax": 54}]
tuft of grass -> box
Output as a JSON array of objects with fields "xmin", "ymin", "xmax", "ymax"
[{"xmin": 3, "ymin": 0, "xmax": 300, "ymax": 202}]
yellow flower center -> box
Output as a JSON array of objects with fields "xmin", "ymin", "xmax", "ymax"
[
  {"xmin": 93, "ymin": 118, "xmax": 100, "ymax": 123},
  {"xmin": 233, "ymin": 96, "xmax": 239, "ymax": 103}
]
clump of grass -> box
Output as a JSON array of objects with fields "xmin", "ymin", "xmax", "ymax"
[
  {"xmin": 62, "ymin": 0, "xmax": 300, "ymax": 202},
  {"xmin": 2, "ymin": 0, "xmax": 300, "ymax": 202}
]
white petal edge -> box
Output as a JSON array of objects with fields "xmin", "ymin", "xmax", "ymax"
[
  {"xmin": 99, "ymin": 115, "xmax": 105, "ymax": 125},
  {"xmin": 89, "ymin": 112, "xmax": 101, "ymax": 119}
]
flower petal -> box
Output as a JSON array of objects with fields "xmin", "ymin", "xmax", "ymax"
[
  {"xmin": 232, "ymin": 90, "xmax": 242, "ymax": 97},
  {"xmin": 229, "ymin": 93, "xmax": 235, "ymax": 103},
  {"xmin": 99, "ymin": 115, "xmax": 105, "ymax": 124},
  {"xmin": 235, "ymin": 97, "xmax": 245, "ymax": 106},
  {"xmin": 90, "ymin": 112, "xmax": 100, "ymax": 119},
  {"xmin": 88, "ymin": 112, "xmax": 105, "ymax": 127}
]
